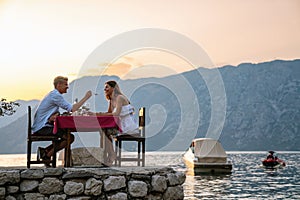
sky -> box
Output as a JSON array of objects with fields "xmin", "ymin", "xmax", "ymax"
[{"xmin": 0, "ymin": 0, "xmax": 299, "ymax": 101}]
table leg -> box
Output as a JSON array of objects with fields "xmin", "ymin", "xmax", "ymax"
[
  {"xmin": 100, "ymin": 129, "xmax": 104, "ymax": 149},
  {"xmin": 104, "ymin": 129, "xmax": 108, "ymax": 164},
  {"xmin": 64, "ymin": 129, "xmax": 72, "ymax": 167},
  {"xmin": 100, "ymin": 129, "xmax": 108, "ymax": 165}
]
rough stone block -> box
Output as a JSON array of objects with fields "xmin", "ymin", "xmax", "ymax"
[
  {"xmin": 131, "ymin": 174, "xmax": 151, "ymax": 182},
  {"xmin": 66, "ymin": 196, "xmax": 91, "ymax": 200},
  {"xmin": 62, "ymin": 169, "xmax": 95, "ymax": 179},
  {"xmin": 128, "ymin": 180, "xmax": 148, "ymax": 198},
  {"xmin": 72, "ymin": 147, "xmax": 104, "ymax": 166},
  {"xmin": 20, "ymin": 180, "xmax": 39, "ymax": 192},
  {"xmin": 107, "ymin": 192, "xmax": 127, "ymax": 200},
  {"xmin": 0, "ymin": 170, "xmax": 20, "ymax": 185},
  {"xmin": 103, "ymin": 176, "xmax": 126, "ymax": 191},
  {"xmin": 0, "ymin": 187, "xmax": 5, "ymax": 197},
  {"xmin": 6, "ymin": 186, "xmax": 19, "ymax": 194},
  {"xmin": 5, "ymin": 195, "xmax": 16, "ymax": 200},
  {"xmin": 151, "ymin": 175, "xmax": 167, "ymax": 192},
  {"xmin": 155, "ymin": 167, "xmax": 175, "ymax": 176},
  {"xmin": 145, "ymin": 193, "xmax": 163, "ymax": 200},
  {"xmin": 64, "ymin": 181, "xmax": 84, "ymax": 196},
  {"xmin": 167, "ymin": 172, "xmax": 186, "ymax": 186},
  {"xmin": 24, "ymin": 193, "xmax": 45, "ymax": 200},
  {"xmin": 163, "ymin": 185, "xmax": 184, "ymax": 200},
  {"xmin": 39, "ymin": 177, "xmax": 64, "ymax": 194},
  {"xmin": 48, "ymin": 194, "xmax": 67, "ymax": 200},
  {"xmin": 43, "ymin": 168, "xmax": 63, "ymax": 176},
  {"xmin": 84, "ymin": 178, "xmax": 102, "ymax": 196},
  {"xmin": 21, "ymin": 169, "xmax": 44, "ymax": 179}
]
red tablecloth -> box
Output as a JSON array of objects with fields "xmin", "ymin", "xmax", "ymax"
[{"xmin": 53, "ymin": 116, "xmax": 120, "ymax": 134}]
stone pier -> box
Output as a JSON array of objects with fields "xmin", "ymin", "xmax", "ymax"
[{"xmin": 0, "ymin": 167, "xmax": 185, "ymax": 200}]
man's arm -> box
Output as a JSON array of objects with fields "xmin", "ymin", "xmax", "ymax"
[{"xmin": 71, "ymin": 90, "xmax": 92, "ymax": 112}]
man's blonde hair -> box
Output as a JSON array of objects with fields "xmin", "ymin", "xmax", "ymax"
[{"xmin": 53, "ymin": 76, "xmax": 68, "ymax": 88}]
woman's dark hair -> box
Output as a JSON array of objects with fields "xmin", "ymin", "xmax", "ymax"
[
  {"xmin": 106, "ymin": 80, "xmax": 117, "ymax": 88},
  {"xmin": 105, "ymin": 80, "xmax": 123, "ymax": 100}
]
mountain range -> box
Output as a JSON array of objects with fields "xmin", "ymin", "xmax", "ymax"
[{"xmin": 0, "ymin": 59, "xmax": 299, "ymax": 153}]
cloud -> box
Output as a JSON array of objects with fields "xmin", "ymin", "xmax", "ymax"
[
  {"xmin": 105, "ymin": 62, "xmax": 132, "ymax": 77},
  {"xmin": 79, "ymin": 62, "xmax": 133, "ymax": 78},
  {"xmin": 79, "ymin": 56, "xmax": 144, "ymax": 78}
]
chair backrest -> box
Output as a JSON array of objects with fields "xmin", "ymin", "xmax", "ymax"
[
  {"xmin": 28, "ymin": 106, "xmax": 32, "ymax": 138},
  {"xmin": 139, "ymin": 107, "xmax": 145, "ymax": 137}
]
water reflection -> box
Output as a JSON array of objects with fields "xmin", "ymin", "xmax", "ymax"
[{"xmin": 184, "ymin": 174, "xmax": 232, "ymax": 199}]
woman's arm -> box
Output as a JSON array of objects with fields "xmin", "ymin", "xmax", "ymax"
[
  {"xmin": 98, "ymin": 100, "xmax": 115, "ymax": 116},
  {"xmin": 89, "ymin": 95, "xmax": 126, "ymax": 116},
  {"xmin": 89, "ymin": 100, "xmax": 113, "ymax": 116},
  {"xmin": 97, "ymin": 95, "xmax": 124, "ymax": 116},
  {"xmin": 107, "ymin": 100, "xmax": 113, "ymax": 113},
  {"xmin": 95, "ymin": 112, "xmax": 112, "ymax": 116}
]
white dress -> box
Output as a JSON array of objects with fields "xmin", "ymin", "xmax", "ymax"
[{"xmin": 114, "ymin": 104, "xmax": 139, "ymax": 134}]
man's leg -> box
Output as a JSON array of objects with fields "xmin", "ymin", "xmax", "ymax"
[
  {"xmin": 46, "ymin": 130, "xmax": 74, "ymax": 158},
  {"xmin": 34, "ymin": 127, "xmax": 55, "ymax": 160}
]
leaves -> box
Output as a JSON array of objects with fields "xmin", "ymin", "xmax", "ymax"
[{"xmin": 0, "ymin": 99, "xmax": 20, "ymax": 116}]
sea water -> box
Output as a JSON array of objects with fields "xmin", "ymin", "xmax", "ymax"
[{"xmin": 0, "ymin": 151, "xmax": 299, "ymax": 199}]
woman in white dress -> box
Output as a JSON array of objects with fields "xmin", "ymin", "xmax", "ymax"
[{"xmin": 89, "ymin": 80, "xmax": 139, "ymax": 166}]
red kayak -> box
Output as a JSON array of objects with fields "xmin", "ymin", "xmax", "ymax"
[{"xmin": 262, "ymin": 158, "xmax": 286, "ymax": 169}]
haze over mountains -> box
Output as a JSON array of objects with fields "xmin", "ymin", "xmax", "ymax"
[{"xmin": 0, "ymin": 59, "xmax": 299, "ymax": 153}]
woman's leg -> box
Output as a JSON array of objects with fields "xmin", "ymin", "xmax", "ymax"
[
  {"xmin": 108, "ymin": 135, "xmax": 116, "ymax": 161},
  {"xmin": 104, "ymin": 134, "xmax": 116, "ymax": 165}
]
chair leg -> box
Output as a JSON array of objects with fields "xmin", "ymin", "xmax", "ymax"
[
  {"xmin": 137, "ymin": 141, "xmax": 141, "ymax": 166},
  {"xmin": 114, "ymin": 140, "xmax": 118, "ymax": 166},
  {"xmin": 118, "ymin": 140, "xmax": 122, "ymax": 167},
  {"xmin": 27, "ymin": 140, "xmax": 32, "ymax": 168},
  {"xmin": 52, "ymin": 141, "xmax": 57, "ymax": 168},
  {"xmin": 142, "ymin": 140, "xmax": 145, "ymax": 167},
  {"xmin": 114, "ymin": 138, "xmax": 145, "ymax": 167}
]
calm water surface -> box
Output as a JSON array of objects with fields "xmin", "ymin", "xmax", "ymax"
[
  {"xmin": 179, "ymin": 152, "xmax": 300, "ymax": 199},
  {"xmin": 1, "ymin": 151, "xmax": 299, "ymax": 199}
]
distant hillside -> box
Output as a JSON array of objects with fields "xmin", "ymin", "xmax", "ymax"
[
  {"xmin": 218, "ymin": 60, "xmax": 299, "ymax": 150},
  {"xmin": 0, "ymin": 59, "xmax": 299, "ymax": 153}
]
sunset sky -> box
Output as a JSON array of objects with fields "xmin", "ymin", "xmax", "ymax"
[{"xmin": 0, "ymin": 0, "xmax": 299, "ymax": 101}]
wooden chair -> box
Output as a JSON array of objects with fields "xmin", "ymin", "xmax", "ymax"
[
  {"xmin": 114, "ymin": 107, "xmax": 146, "ymax": 167},
  {"xmin": 27, "ymin": 106, "xmax": 60, "ymax": 168}
]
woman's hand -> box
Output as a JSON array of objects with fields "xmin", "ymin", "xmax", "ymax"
[
  {"xmin": 87, "ymin": 111, "xmax": 104, "ymax": 116},
  {"xmin": 87, "ymin": 111, "xmax": 96, "ymax": 116}
]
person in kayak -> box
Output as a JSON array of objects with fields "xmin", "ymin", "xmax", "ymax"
[{"xmin": 266, "ymin": 150, "xmax": 275, "ymax": 160}]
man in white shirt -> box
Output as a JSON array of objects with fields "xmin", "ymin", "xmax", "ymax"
[{"xmin": 32, "ymin": 76, "xmax": 92, "ymax": 166}]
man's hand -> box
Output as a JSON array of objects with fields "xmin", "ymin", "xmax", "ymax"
[
  {"xmin": 72, "ymin": 90, "xmax": 93, "ymax": 112},
  {"xmin": 48, "ymin": 112, "xmax": 60, "ymax": 124},
  {"xmin": 85, "ymin": 90, "xmax": 92, "ymax": 99}
]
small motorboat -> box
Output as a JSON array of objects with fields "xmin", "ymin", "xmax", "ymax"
[
  {"xmin": 183, "ymin": 138, "xmax": 232, "ymax": 174},
  {"xmin": 262, "ymin": 151, "xmax": 286, "ymax": 169}
]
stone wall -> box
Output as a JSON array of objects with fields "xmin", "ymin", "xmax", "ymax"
[{"xmin": 0, "ymin": 167, "xmax": 185, "ymax": 200}]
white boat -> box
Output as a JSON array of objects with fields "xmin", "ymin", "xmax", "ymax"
[{"xmin": 183, "ymin": 138, "xmax": 232, "ymax": 174}]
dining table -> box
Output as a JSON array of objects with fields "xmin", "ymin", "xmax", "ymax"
[{"xmin": 53, "ymin": 115, "xmax": 120, "ymax": 167}]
